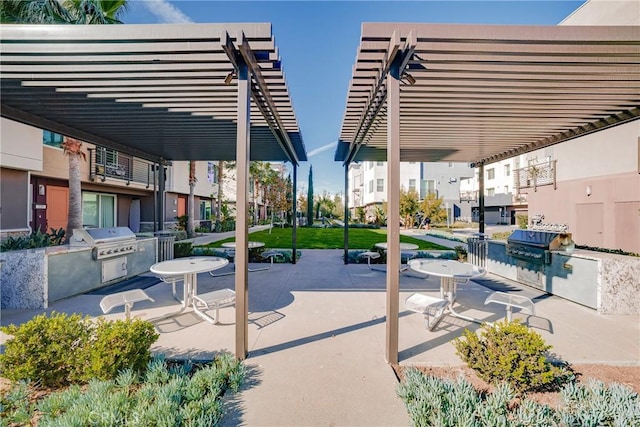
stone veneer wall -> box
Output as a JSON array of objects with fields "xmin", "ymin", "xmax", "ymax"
[
  {"xmin": 0, "ymin": 248, "xmax": 48, "ymax": 309},
  {"xmin": 1, "ymin": 238, "xmax": 157, "ymax": 309},
  {"xmin": 598, "ymin": 257, "xmax": 640, "ymax": 315}
]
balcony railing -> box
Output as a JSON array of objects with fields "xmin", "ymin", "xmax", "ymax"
[
  {"xmin": 88, "ymin": 147, "xmax": 156, "ymax": 188},
  {"xmin": 514, "ymin": 160, "xmax": 556, "ymax": 193},
  {"xmin": 459, "ymin": 190, "xmax": 478, "ymax": 202}
]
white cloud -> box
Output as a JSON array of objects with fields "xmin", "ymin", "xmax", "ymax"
[
  {"xmin": 142, "ymin": 0, "xmax": 193, "ymax": 23},
  {"xmin": 307, "ymin": 141, "xmax": 338, "ymax": 158}
]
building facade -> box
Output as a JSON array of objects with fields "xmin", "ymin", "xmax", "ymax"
[{"xmin": 1, "ymin": 118, "xmax": 219, "ymax": 239}]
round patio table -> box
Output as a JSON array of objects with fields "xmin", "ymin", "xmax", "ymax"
[
  {"xmin": 151, "ymin": 256, "xmax": 229, "ymax": 323},
  {"xmin": 374, "ymin": 242, "xmax": 419, "ymax": 251},
  {"xmin": 408, "ymin": 259, "xmax": 486, "ymax": 323}
]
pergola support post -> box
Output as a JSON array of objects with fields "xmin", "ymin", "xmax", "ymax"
[
  {"xmin": 479, "ymin": 162, "xmax": 485, "ymax": 235},
  {"xmin": 157, "ymin": 163, "xmax": 165, "ymax": 231},
  {"xmin": 235, "ymin": 60, "xmax": 250, "ymax": 360},
  {"xmin": 344, "ymin": 163, "xmax": 349, "ymax": 265},
  {"xmin": 385, "ymin": 55, "xmax": 402, "ymax": 365},
  {"xmin": 292, "ymin": 163, "xmax": 297, "ymax": 264}
]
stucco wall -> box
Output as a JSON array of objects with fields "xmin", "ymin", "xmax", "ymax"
[
  {"xmin": 0, "ymin": 118, "xmax": 43, "ymax": 171},
  {"xmin": 561, "ymin": 0, "xmax": 640, "ymax": 25},
  {"xmin": 0, "ymin": 168, "xmax": 30, "ymax": 231}
]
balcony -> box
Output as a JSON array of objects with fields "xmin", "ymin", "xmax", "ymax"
[
  {"xmin": 88, "ymin": 146, "xmax": 156, "ymax": 188},
  {"xmin": 515, "ymin": 160, "xmax": 556, "ymax": 193},
  {"xmin": 459, "ymin": 190, "xmax": 477, "ymax": 202}
]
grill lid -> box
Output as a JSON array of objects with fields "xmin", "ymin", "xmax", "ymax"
[
  {"xmin": 507, "ymin": 229, "xmax": 574, "ymax": 250},
  {"xmin": 71, "ymin": 227, "xmax": 136, "ymax": 246}
]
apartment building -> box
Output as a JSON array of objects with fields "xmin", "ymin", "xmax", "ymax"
[
  {"xmin": 348, "ymin": 161, "xmax": 473, "ymax": 223},
  {"xmin": 458, "ymin": 0, "xmax": 640, "ymax": 252},
  {"xmin": 1, "ymin": 117, "xmax": 220, "ymax": 238}
]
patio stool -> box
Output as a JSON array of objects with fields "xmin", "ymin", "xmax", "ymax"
[
  {"xmin": 210, "ymin": 249, "xmax": 236, "ymax": 277},
  {"xmin": 193, "ymin": 288, "xmax": 236, "ymax": 324},
  {"xmin": 252, "ymin": 250, "xmax": 283, "ymax": 271},
  {"xmin": 484, "ymin": 291, "xmax": 535, "ymax": 321},
  {"xmin": 100, "ymin": 289, "xmax": 155, "ymax": 320},
  {"xmin": 405, "ymin": 292, "xmax": 449, "ymax": 331},
  {"xmin": 358, "ymin": 251, "xmax": 381, "ymax": 269},
  {"xmin": 400, "ymin": 251, "xmax": 418, "ymax": 274}
]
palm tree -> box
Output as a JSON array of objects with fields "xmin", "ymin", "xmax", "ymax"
[
  {"xmin": 187, "ymin": 160, "xmax": 197, "ymax": 238},
  {"xmin": 61, "ymin": 137, "xmax": 86, "ymax": 238},
  {"xmin": 1, "ymin": 0, "xmax": 128, "ymax": 24},
  {"xmin": 2, "ymin": 0, "xmax": 129, "ymax": 240}
]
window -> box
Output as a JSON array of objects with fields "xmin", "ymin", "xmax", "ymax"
[
  {"xmin": 504, "ymin": 164, "xmax": 511, "ymax": 177},
  {"xmin": 200, "ymin": 200, "xmax": 212, "ymax": 220},
  {"xmin": 376, "ymin": 178, "xmax": 384, "ymax": 192},
  {"xmin": 43, "ymin": 130, "xmax": 64, "ymax": 148},
  {"xmin": 487, "ymin": 188, "xmax": 495, "ymax": 197},
  {"xmin": 368, "ymin": 180, "xmax": 374, "ymax": 193},
  {"xmin": 420, "ymin": 179, "xmax": 436, "ymax": 198},
  {"xmin": 82, "ymin": 192, "xmax": 116, "ymax": 228},
  {"xmin": 376, "ymin": 161, "xmax": 384, "ymax": 167},
  {"xmin": 487, "ymin": 168, "xmax": 495, "ymax": 180},
  {"xmin": 408, "ymin": 179, "xmax": 416, "ymax": 192},
  {"xmin": 207, "ymin": 162, "xmax": 218, "ymax": 184}
]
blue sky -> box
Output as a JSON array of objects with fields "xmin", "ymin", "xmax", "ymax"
[{"xmin": 123, "ymin": 0, "xmax": 585, "ymax": 196}]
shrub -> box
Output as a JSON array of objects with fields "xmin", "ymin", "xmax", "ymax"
[
  {"xmin": 1, "ymin": 356, "xmax": 246, "ymax": 426},
  {"xmin": 491, "ymin": 231, "xmax": 511, "ymax": 241},
  {"xmin": 516, "ymin": 214, "xmax": 528, "ymax": 229},
  {"xmin": 454, "ymin": 245, "xmax": 468, "ymax": 261},
  {"xmin": 174, "ymin": 241, "xmax": 193, "ymax": 258},
  {"xmin": 397, "ymin": 369, "xmax": 640, "ymax": 426},
  {"xmin": 0, "ymin": 312, "xmax": 158, "ymax": 388},
  {"xmin": 453, "ymin": 320, "xmax": 573, "ymax": 392},
  {"xmin": 0, "ymin": 228, "xmax": 65, "ymax": 252},
  {"xmin": 0, "ymin": 312, "xmax": 91, "ymax": 388},
  {"xmin": 82, "ymin": 318, "xmax": 159, "ymax": 381}
]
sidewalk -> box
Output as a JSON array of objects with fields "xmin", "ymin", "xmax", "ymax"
[
  {"xmin": 2, "ymin": 248, "xmax": 637, "ymax": 425},
  {"xmin": 183, "ymin": 224, "xmax": 272, "ymax": 246}
]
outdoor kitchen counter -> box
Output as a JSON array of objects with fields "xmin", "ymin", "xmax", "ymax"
[
  {"xmin": 483, "ymin": 240, "xmax": 639, "ymax": 315},
  {"xmin": 1, "ymin": 237, "xmax": 157, "ymax": 309}
]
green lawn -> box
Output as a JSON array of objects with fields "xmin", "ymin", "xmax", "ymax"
[{"xmin": 198, "ymin": 227, "xmax": 450, "ymax": 250}]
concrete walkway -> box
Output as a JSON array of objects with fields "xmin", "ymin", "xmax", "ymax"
[{"xmin": 2, "ymin": 248, "xmax": 638, "ymax": 426}]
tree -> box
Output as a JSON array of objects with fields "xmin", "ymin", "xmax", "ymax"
[
  {"xmin": 187, "ymin": 160, "xmax": 197, "ymax": 238},
  {"xmin": 306, "ymin": 166, "xmax": 314, "ymax": 226},
  {"xmin": 61, "ymin": 137, "xmax": 86, "ymax": 240},
  {"xmin": 419, "ymin": 192, "xmax": 447, "ymax": 226},
  {"xmin": 355, "ymin": 206, "xmax": 366, "ymax": 223},
  {"xmin": 400, "ymin": 189, "xmax": 420, "ymax": 229},
  {"xmin": 264, "ymin": 170, "xmax": 288, "ymax": 231},
  {"xmin": 1, "ymin": 0, "xmax": 129, "ymax": 24},
  {"xmin": 2, "ymin": 0, "xmax": 129, "ymax": 240}
]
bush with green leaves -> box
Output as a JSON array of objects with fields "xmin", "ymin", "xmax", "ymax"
[
  {"xmin": 397, "ymin": 368, "xmax": 640, "ymax": 426},
  {"xmin": 2, "ymin": 355, "xmax": 246, "ymax": 426},
  {"xmin": 174, "ymin": 241, "xmax": 193, "ymax": 258},
  {"xmin": 454, "ymin": 320, "xmax": 573, "ymax": 392},
  {"xmin": 0, "ymin": 312, "xmax": 158, "ymax": 388},
  {"xmin": 0, "ymin": 228, "xmax": 65, "ymax": 252},
  {"xmin": 83, "ymin": 317, "xmax": 159, "ymax": 381}
]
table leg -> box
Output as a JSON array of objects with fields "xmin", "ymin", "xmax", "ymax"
[
  {"xmin": 191, "ymin": 272, "xmax": 217, "ymax": 324},
  {"xmin": 152, "ymin": 273, "xmax": 191, "ymax": 322},
  {"xmin": 441, "ymin": 276, "xmax": 483, "ymax": 324}
]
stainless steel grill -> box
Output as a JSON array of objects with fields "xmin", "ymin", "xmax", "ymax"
[
  {"xmin": 506, "ymin": 230, "xmax": 574, "ymax": 265},
  {"xmin": 70, "ymin": 227, "xmax": 137, "ymax": 260}
]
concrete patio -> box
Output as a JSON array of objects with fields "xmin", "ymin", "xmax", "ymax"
[{"xmin": 2, "ymin": 249, "xmax": 639, "ymax": 426}]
